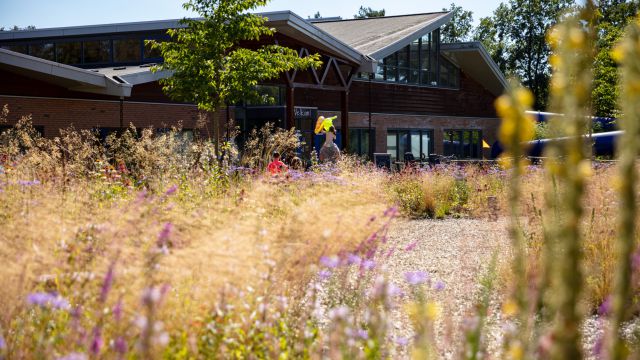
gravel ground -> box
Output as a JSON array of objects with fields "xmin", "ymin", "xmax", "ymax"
[{"xmin": 381, "ymin": 217, "xmax": 511, "ymax": 359}]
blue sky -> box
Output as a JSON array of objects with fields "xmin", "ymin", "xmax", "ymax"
[{"xmin": 0, "ymin": 0, "xmax": 502, "ymax": 29}]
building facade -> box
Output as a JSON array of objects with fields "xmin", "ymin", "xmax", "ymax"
[{"xmin": 0, "ymin": 11, "xmax": 507, "ymax": 161}]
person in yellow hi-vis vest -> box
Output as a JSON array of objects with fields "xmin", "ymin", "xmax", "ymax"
[{"xmin": 315, "ymin": 116, "xmax": 341, "ymax": 163}]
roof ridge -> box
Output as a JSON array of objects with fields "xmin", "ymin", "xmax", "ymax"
[{"xmin": 317, "ymin": 11, "xmax": 449, "ymax": 23}]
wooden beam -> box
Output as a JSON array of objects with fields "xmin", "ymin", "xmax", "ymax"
[
  {"xmin": 291, "ymin": 82, "xmax": 347, "ymax": 92},
  {"xmin": 286, "ymin": 86, "xmax": 295, "ymax": 130},
  {"xmin": 341, "ymin": 90, "xmax": 349, "ymax": 152}
]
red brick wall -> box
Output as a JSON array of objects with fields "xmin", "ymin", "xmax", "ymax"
[{"xmin": 0, "ymin": 95, "xmax": 211, "ymax": 138}]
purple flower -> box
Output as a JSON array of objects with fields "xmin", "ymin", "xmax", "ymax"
[
  {"xmin": 404, "ymin": 240, "xmax": 418, "ymax": 251},
  {"xmin": 318, "ymin": 269, "xmax": 332, "ymax": 280},
  {"xmin": 165, "ymin": 185, "xmax": 178, "ymax": 196},
  {"xmin": 157, "ymin": 222, "xmax": 173, "ymax": 249},
  {"xmin": 433, "ymin": 280, "xmax": 446, "ymax": 291},
  {"xmin": 593, "ymin": 334, "xmax": 604, "ymax": 358},
  {"xmin": 90, "ymin": 327, "xmax": 103, "ymax": 356},
  {"xmin": 598, "ymin": 296, "xmax": 611, "ymax": 316},
  {"xmin": 361, "ymin": 259, "xmax": 376, "ymax": 270},
  {"xmin": 115, "ymin": 336, "xmax": 127, "ymax": 354},
  {"xmin": 356, "ymin": 329, "xmax": 368, "ymax": 340},
  {"xmin": 384, "ymin": 206, "xmax": 399, "ymax": 218},
  {"xmin": 27, "ymin": 292, "xmax": 70, "ymax": 310},
  {"xmin": 387, "ymin": 283, "xmax": 404, "ymax": 297},
  {"xmin": 404, "ymin": 271, "xmax": 429, "ymax": 285},
  {"xmin": 346, "ymin": 253, "xmax": 361, "ymax": 266},
  {"xmin": 56, "ymin": 353, "xmax": 87, "ymax": 360},
  {"xmin": 17, "ymin": 179, "xmax": 40, "ymax": 186},
  {"xmin": 100, "ymin": 262, "xmax": 115, "ymax": 303},
  {"xmin": 395, "ymin": 337, "xmax": 410, "ymax": 346},
  {"xmin": 112, "ymin": 299, "xmax": 124, "ymax": 322},
  {"xmin": 319, "ymin": 255, "xmax": 340, "ymax": 268},
  {"xmin": 142, "ymin": 287, "xmax": 162, "ymax": 305},
  {"xmin": 0, "ymin": 334, "xmax": 5, "ymax": 350}
]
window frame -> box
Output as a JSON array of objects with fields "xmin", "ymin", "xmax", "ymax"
[
  {"xmin": 386, "ymin": 129, "xmax": 434, "ymax": 162},
  {"xmin": 443, "ymin": 129, "xmax": 483, "ymax": 159}
]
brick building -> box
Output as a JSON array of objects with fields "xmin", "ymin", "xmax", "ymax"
[{"xmin": 0, "ymin": 11, "xmax": 507, "ymax": 160}]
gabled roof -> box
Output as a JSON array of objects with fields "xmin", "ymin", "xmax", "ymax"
[
  {"xmin": 313, "ymin": 12, "xmax": 452, "ymax": 60},
  {"xmin": 441, "ymin": 42, "xmax": 508, "ymax": 96},
  {"xmin": 0, "ymin": 11, "xmax": 376, "ymax": 73},
  {"xmin": 0, "ymin": 48, "xmax": 132, "ymax": 97}
]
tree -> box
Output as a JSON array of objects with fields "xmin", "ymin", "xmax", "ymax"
[
  {"xmin": 354, "ymin": 6, "xmax": 385, "ymax": 19},
  {"xmin": 311, "ymin": 11, "xmax": 322, "ymax": 19},
  {"xmin": 592, "ymin": 0, "xmax": 639, "ymax": 117},
  {"xmin": 150, "ymin": 0, "xmax": 321, "ymax": 114},
  {"xmin": 473, "ymin": 0, "xmax": 574, "ymax": 110},
  {"xmin": 440, "ymin": 3, "xmax": 474, "ymax": 43}
]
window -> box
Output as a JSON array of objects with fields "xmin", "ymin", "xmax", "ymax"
[
  {"xmin": 371, "ymin": 28, "xmax": 456, "ymax": 88},
  {"xmin": 348, "ymin": 128, "xmax": 373, "ymax": 159},
  {"xmin": 439, "ymin": 56, "xmax": 459, "ymax": 88},
  {"xmin": 143, "ymin": 39, "xmax": 162, "ymax": 60},
  {"xmin": 29, "ymin": 43, "xmax": 55, "ymax": 61},
  {"xmin": 245, "ymin": 85, "xmax": 284, "ymax": 106},
  {"xmin": 84, "ymin": 40, "xmax": 111, "ymax": 63},
  {"xmin": 387, "ymin": 129, "xmax": 433, "ymax": 162},
  {"xmin": 443, "ymin": 129, "xmax": 482, "ymax": 159},
  {"xmin": 1, "ymin": 44, "xmax": 28, "ymax": 54},
  {"xmin": 113, "ymin": 38, "xmax": 141, "ymax": 63},
  {"xmin": 56, "ymin": 42, "xmax": 81, "ymax": 64}
]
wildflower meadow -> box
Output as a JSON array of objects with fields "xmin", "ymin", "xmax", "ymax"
[{"xmin": 3, "ymin": 2, "xmax": 640, "ymax": 360}]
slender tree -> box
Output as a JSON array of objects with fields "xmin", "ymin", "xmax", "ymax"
[{"xmin": 150, "ymin": 0, "xmax": 321, "ymax": 116}]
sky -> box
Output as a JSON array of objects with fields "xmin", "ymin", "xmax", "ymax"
[{"xmin": 0, "ymin": 0, "xmax": 503, "ymax": 30}]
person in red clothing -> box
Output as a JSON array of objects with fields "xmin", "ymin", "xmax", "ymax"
[{"xmin": 267, "ymin": 152, "xmax": 287, "ymax": 175}]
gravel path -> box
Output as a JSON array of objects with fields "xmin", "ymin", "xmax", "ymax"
[{"xmin": 381, "ymin": 217, "xmax": 511, "ymax": 359}]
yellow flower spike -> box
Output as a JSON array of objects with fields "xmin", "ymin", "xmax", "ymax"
[
  {"xmin": 425, "ymin": 301, "xmax": 441, "ymax": 321},
  {"xmin": 549, "ymin": 54, "xmax": 562, "ymax": 69},
  {"xmin": 498, "ymin": 156, "xmax": 512, "ymax": 170},
  {"xmin": 569, "ymin": 27, "xmax": 585, "ymax": 48},
  {"xmin": 578, "ymin": 160, "xmax": 593, "ymax": 178},
  {"xmin": 499, "ymin": 120, "xmax": 517, "ymax": 145},
  {"xmin": 495, "ymin": 96, "xmax": 513, "ymax": 118},
  {"xmin": 508, "ymin": 341, "xmax": 524, "ymax": 360},
  {"xmin": 547, "ymin": 28, "xmax": 561, "ymax": 48},
  {"xmin": 611, "ymin": 45, "xmax": 625, "ymax": 63},
  {"xmin": 515, "ymin": 88, "xmax": 534, "ymax": 108},
  {"xmin": 502, "ymin": 299, "xmax": 519, "ymax": 317}
]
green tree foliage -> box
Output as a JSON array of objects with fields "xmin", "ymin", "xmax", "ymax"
[
  {"xmin": 354, "ymin": 6, "xmax": 385, "ymax": 19},
  {"xmin": 441, "ymin": 3, "xmax": 474, "ymax": 43},
  {"xmin": 473, "ymin": 0, "xmax": 574, "ymax": 110},
  {"xmin": 149, "ymin": 0, "xmax": 322, "ymax": 113},
  {"xmin": 592, "ymin": 0, "xmax": 639, "ymax": 117}
]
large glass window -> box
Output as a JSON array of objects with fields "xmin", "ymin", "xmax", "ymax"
[
  {"xmin": 348, "ymin": 128, "xmax": 373, "ymax": 159},
  {"xmin": 387, "ymin": 129, "xmax": 434, "ymax": 162},
  {"xmin": 29, "ymin": 43, "xmax": 55, "ymax": 61},
  {"xmin": 113, "ymin": 38, "xmax": 141, "ymax": 63},
  {"xmin": 84, "ymin": 40, "xmax": 111, "ymax": 63},
  {"xmin": 245, "ymin": 85, "xmax": 284, "ymax": 106},
  {"xmin": 372, "ymin": 28, "xmax": 455, "ymax": 88},
  {"xmin": 1, "ymin": 44, "xmax": 28, "ymax": 54},
  {"xmin": 84, "ymin": 40, "xmax": 111, "ymax": 64},
  {"xmin": 56, "ymin": 42, "xmax": 81, "ymax": 64},
  {"xmin": 144, "ymin": 39, "xmax": 162, "ymax": 60},
  {"xmin": 443, "ymin": 129, "xmax": 482, "ymax": 159}
]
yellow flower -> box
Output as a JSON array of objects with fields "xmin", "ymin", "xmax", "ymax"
[
  {"xmin": 569, "ymin": 28, "xmax": 585, "ymax": 48},
  {"xmin": 578, "ymin": 160, "xmax": 593, "ymax": 179},
  {"xmin": 515, "ymin": 88, "xmax": 534, "ymax": 108},
  {"xmin": 508, "ymin": 341, "xmax": 524, "ymax": 360},
  {"xmin": 425, "ymin": 301, "xmax": 441, "ymax": 321},
  {"xmin": 502, "ymin": 299, "xmax": 519, "ymax": 317},
  {"xmin": 611, "ymin": 45, "xmax": 625, "ymax": 63}
]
